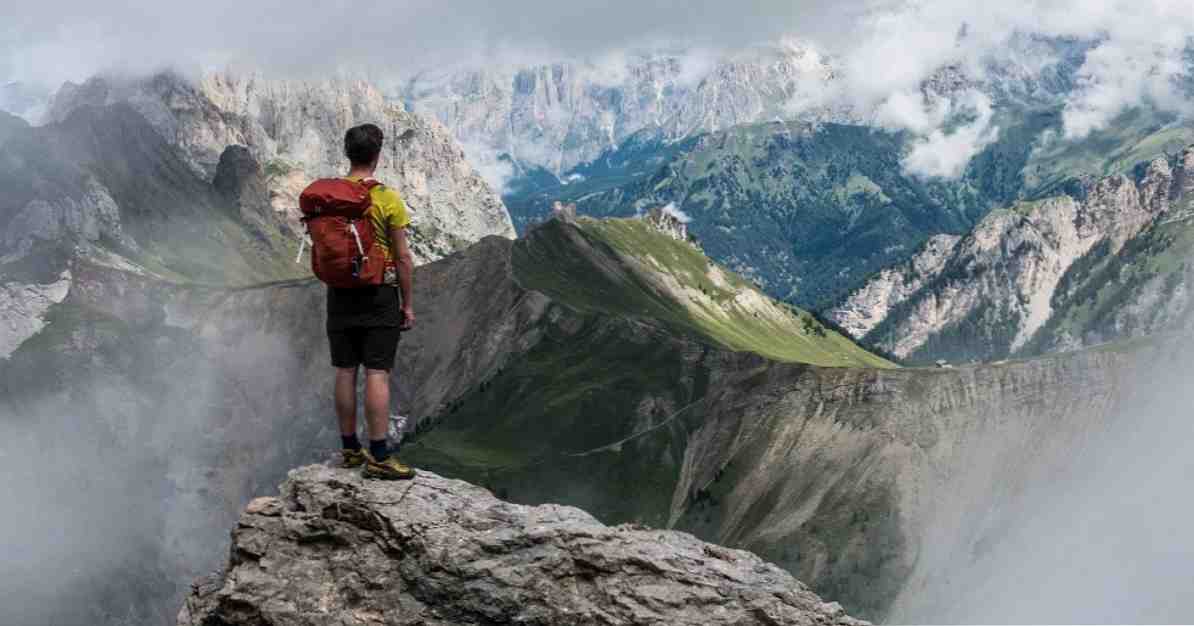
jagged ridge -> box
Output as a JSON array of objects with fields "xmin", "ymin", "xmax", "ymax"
[{"xmin": 828, "ymin": 147, "xmax": 1194, "ymax": 363}]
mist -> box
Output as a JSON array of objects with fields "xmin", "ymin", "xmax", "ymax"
[
  {"xmin": 896, "ymin": 336, "xmax": 1194, "ymax": 623},
  {"xmin": 0, "ymin": 281, "xmax": 338, "ymax": 624}
]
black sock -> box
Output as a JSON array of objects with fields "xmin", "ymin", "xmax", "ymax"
[
  {"xmin": 369, "ymin": 439, "xmax": 389, "ymax": 462},
  {"xmin": 341, "ymin": 433, "xmax": 361, "ymax": 451}
]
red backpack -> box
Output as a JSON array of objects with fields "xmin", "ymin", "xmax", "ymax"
[{"xmin": 298, "ymin": 178, "xmax": 387, "ymax": 288}]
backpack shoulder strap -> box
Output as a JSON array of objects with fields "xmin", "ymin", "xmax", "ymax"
[{"xmin": 359, "ymin": 178, "xmax": 384, "ymax": 191}]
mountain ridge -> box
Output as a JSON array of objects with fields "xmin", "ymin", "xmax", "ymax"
[{"xmin": 828, "ymin": 146, "xmax": 1194, "ymax": 363}]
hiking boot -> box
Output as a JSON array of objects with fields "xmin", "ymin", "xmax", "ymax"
[
  {"xmin": 341, "ymin": 448, "xmax": 369, "ymax": 469},
  {"xmin": 363, "ymin": 455, "xmax": 417, "ymax": 480}
]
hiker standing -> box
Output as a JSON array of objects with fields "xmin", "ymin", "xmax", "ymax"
[{"xmin": 299, "ymin": 123, "xmax": 417, "ymax": 480}]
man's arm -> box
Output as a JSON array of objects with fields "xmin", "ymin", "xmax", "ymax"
[{"xmin": 390, "ymin": 225, "xmax": 415, "ymax": 330}]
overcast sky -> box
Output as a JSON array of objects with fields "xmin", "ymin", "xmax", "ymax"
[
  {"xmin": 1, "ymin": 1, "xmax": 1188, "ymax": 83},
  {"xmin": 3, "ymin": 1, "xmax": 1193, "ymax": 178}
]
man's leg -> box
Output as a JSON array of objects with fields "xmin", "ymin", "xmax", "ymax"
[
  {"xmin": 363, "ymin": 368, "xmax": 391, "ymax": 461},
  {"xmin": 334, "ymin": 366, "xmax": 360, "ymax": 446},
  {"xmin": 360, "ymin": 326, "xmax": 415, "ymax": 480},
  {"xmin": 329, "ymin": 327, "xmax": 367, "ymax": 467}
]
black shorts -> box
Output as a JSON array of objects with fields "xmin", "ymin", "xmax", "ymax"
[{"xmin": 328, "ymin": 326, "xmax": 402, "ymax": 370}]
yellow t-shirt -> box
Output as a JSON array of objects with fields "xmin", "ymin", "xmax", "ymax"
[{"xmin": 347, "ymin": 177, "xmax": 411, "ymax": 261}]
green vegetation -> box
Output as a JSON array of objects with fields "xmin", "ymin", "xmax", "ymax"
[
  {"xmin": 1024, "ymin": 108, "xmax": 1194, "ymax": 197},
  {"xmin": 514, "ymin": 217, "xmax": 893, "ymax": 368},
  {"xmin": 403, "ymin": 313, "xmax": 706, "ymax": 525},
  {"xmin": 1025, "ymin": 214, "xmax": 1194, "ymax": 353},
  {"xmin": 263, "ymin": 158, "xmax": 299, "ymax": 179}
]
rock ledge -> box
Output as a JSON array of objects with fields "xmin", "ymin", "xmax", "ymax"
[{"xmin": 178, "ymin": 464, "xmax": 866, "ymax": 626}]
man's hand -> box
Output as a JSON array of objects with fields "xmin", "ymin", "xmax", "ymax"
[{"xmin": 391, "ymin": 225, "xmax": 415, "ymax": 331}]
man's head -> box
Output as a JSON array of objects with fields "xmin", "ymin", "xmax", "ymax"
[{"xmin": 345, "ymin": 123, "xmax": 384, "ymax": 171}]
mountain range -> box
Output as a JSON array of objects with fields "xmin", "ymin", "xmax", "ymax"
[
  {"xmin": 401, "ymin": 39, "xmax": 1194, "ymax": 316},
  {"xmin": 2, "ymin": 58, "xmax": 1193, "ymax": 626},
  {"xmin": 829, "ymin": 147, "xmax": 1194, "ymax": 363}
]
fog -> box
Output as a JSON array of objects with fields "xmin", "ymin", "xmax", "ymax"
[
  {"xmin": 898, "ymin": 336, "xmax": 1194, "ymax": 623},
  {"xmin": 0, "ymin": 284, "xmax": 338, "ymax": 624}
]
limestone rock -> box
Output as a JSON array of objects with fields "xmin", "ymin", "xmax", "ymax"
[
  {"xmin": 827, "ymin": 149, "xmax": 1194, "ymax": 362},
  {"xmin": 49, "ymin": 71, "xmax": 516, "ymax": 264},
  {"xmin": 178, "ymin": 464, "xmax": 867, "ymax": 626}
]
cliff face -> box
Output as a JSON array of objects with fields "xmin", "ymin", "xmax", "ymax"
[
  {"xmin": 403, "ymin": 44, "xmax": 846, "ymax": 176},
  {"xmin": 828, "ymin": 148, "xmax": 1194, "ymax": 363},
  {"xmin": 48, "ymin": 71, "xmax": 515, "ymax": 262},
  {"xmin": 178, "ymin": 465, "xmax": 867, "ymax": 626}
]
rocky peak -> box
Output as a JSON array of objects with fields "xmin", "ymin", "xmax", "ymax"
[
  {"xmin": 827, "ymin": 147, "xmax": 1194, "ymax": 362},
  {"xmin": 178, "ymin": 464, "xmax": 866, "ymax": 626},
  {"xmin": 49, "ymin": 70, "xmax": 516, "ymax": 264}
]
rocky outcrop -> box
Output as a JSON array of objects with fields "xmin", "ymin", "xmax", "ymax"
[
  {"xmin": 644, "ymin": 205, "xmax": 689, "ymax": 242},
  {"xmin": 0, "ymin": 269, "xmax": 71, "ymax": 358},
  {"xmin": 828, "ymin": 234, "xmax": 962, "ymax": 340},
  {"xmin": 49, "ymin": 71, "xmax": 516, "ymax": 263},
  {"xmin": 178, "ymin": 465, "xmax": 866, "ymax": 626},
  {"xmin": 827, "ymin": 148, "xmax": 1194, "ymax": 362},
  {"xmin": 0, "ymin": 103, "xmax": 299, "ymax": 286}
]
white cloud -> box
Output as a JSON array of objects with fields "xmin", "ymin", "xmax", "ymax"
[
  {"xmin": 1063, "ymin": 40, "xmax": 1194, "ymax": 139},
  {"xmin": 3, "ymin": 1, "xmax": 1194, "ymax": 179},
  {"xmin": 660, "ymin": 202, "xmax": 692, "ymax": 223},
  {"xmin": 903, "ymin": 92, "xmax": 1000, "ymax": 179}
]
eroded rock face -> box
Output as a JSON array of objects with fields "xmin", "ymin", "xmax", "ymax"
[
  {"xmin": 49, "ymin": 71, "xmax": 516, "ymax": 263},
  {"xmin": 178, "ymin": 464, "xmax": 867, "ymax": 626},
  {"xmin": 826, "ymin": 149, "xmax": 1194, "ymax": 362},
  {"xmin": 402, "ymin": 43, "xmax": 856, "ymax": 178}
]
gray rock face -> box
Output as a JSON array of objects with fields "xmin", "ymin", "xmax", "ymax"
[
  {"xmin": 403, "ymin": 44, "xmax": 848, "ymax": 176},
  {"xmin": 826, "ymin": 148, "xmax": 1194, "ymax": 362},
  {"xmin": 49, "ymin": 71, "xmax": 516, "ymax": 263},
  {"xmin": 178, "ymin": 464, "xmax": 866, "ymax": 626}
]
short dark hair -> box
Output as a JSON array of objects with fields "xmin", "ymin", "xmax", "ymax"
[{"xmin": 345, "ymin": 123, "xmax": 384, "ymax": 166}]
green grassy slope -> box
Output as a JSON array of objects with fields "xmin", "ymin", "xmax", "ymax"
[
  {"xmin": 404, "ymin": 212, "xmax": 892, "ymax": 544},
  {"xmin": 1024, "ymin": 108, "xmax": 1194, "ymax": 198},
  {"xmin": 515, "ymin": 217, "xmax": 893, "ymax": 368}
]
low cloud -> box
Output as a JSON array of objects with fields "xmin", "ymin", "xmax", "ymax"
[
  {"xmin": 901, "ymin": 92, "xmax": 1000, "ymax": 179},
  {"xmin": 3, "ymin": 1, "xmax": 1194, "ymax": 180},
  {"xmin": 660, "ymin": 202, "xmax": 692, "ymax": 223}
]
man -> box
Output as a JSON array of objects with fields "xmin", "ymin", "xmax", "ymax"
[{"xmin": 328, "ymin": 123, "xmax": 417, "ymax": 480}]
